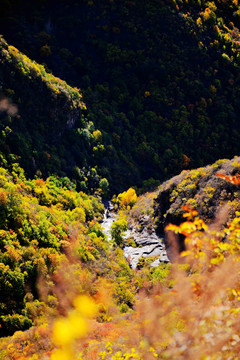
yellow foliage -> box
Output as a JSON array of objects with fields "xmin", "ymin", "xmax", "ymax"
[
  {"xmin": 73, "ymin": 295, "xmax": 97, "ymax": 318},
  {"xmin": 52, "ymin": 317, "xmax": 78, "ymax": 346},
  {"xmin": 93, "ymin": 129, "xmax": 102, "ymax": 143},
  {"xmin": 51, "ymin": 349, "xmax": 72, "ymax": 360},
  {"xmin": 117, "ymin": 188, "xmax": 137, "ymax": 209},
  {"xmin": 51, "ymin": 295, "xmax": 98, "ymax": 359},
  {"xmin": 6, "ymin": 41, "xmax": 84, "ymax": 108},
  {"xmin": 201, "ymin": 7, "xmax": 213, "ymax": 21},
  {"xmin": 196, "ymin": 17, "xmax": 202, "ymax": 27}
]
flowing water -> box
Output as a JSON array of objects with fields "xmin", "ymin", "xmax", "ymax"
[{"xmin": 101, "ymin": 201, "xmax": 116, "ymax": 239}]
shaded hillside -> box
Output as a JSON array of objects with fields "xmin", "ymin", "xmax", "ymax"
[
  {"xmin": 0, "ymin": 1, "xmax": 240, "ymax": 191},
  {"xmin": 0, "ymin": 36, "xmax": 107, "ymax": 194}
]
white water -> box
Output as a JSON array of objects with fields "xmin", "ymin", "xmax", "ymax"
[{"xmin": 101, "ymin": 201, "xmax": 116, "ymax": 239}]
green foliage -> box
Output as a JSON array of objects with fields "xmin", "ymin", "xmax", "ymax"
[
  {"xmin": 0, "ymin": 163, "xmax": 157, "ymax": 339},
  {"xmin": 151, "ymin": 263, "xmax": 172, "ymax": 285},
  {"xmin": 99, "ymin": 178, "xmax": 109, "ymax": 199},
  {"xmin": 110, "ymin": 218, "xmax": 127, "ymax": 247},
  {"xmin": 0, "ymin": 164, "xmax": 107, "ymax": 336},
  {"xmin": 0, "ymin": 314, "xmax": 33, "ymax": 337}
]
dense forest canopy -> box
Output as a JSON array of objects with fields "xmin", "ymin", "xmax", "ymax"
[{"xmin": 0, "ymin": 0, "xmax": 240, "ymax": 192}]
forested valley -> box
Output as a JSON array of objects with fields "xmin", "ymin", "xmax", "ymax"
[{"xmin": 1, "ymin": 1, "xmax": 240, "ymax": 359}]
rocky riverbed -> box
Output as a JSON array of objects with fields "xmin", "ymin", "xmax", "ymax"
[
  {"xmin": 101, "ymin": 201, "xmax": 169, "ymax": 269},
  {"xmin": 123, "ymin": 214, "xmax": 169, "ymax": 269}
]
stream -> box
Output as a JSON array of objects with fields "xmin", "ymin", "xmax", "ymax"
[
  {"xmin": 101, "ymin": 200, "xmax": 116, "ymax": 238},
  {"xmin": 101, "ymin": 201, "xmax": 169, "ymax": 269}
]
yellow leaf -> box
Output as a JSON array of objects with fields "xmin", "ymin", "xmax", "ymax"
[
  {"xmin": 210, "ymin": 256, "xmax": 223, "ymax": 265},
  {"xmin": 179, "ymin": 221, "xmax": 196, "ymax": 234},
  {"xmin": 180, "ymin": 251, "xmax": 191, "ymax": 257},
  {"xmin": 218, "ymin": 242, "xmax": 231, "ymax": 251}
]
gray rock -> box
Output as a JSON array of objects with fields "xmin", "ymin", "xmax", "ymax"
[
  {"xmin": 124, "ymin": 241, "xmax": 168, "ymax": 270},
  {"xmin": 101, "ymin": 201, "xmax": 169, "ymax": 269},
  {"xmin": 123, "ymin": 220, "xmax": 169, "ymax": 269}
]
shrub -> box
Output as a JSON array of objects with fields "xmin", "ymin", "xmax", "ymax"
[{"xmin": 110, "ymin": 218, "xmax": 127, "ymax": 247}]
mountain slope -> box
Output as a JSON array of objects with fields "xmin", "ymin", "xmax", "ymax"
[
  {"xmin": 1, "ymin": 1, "xmax": 240, "ymax": 191},
  {"xmin": 0, "ymin": 36, "xmax": 106, "ymax": 193},
  {"xmin": 1, "ymin": 158, "xmax": 240, "ymax": 358},
  {"xmin": 152, "ymin": 157, "xmax": 240, "ymax": 254}
]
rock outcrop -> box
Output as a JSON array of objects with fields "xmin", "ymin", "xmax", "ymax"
[
  {"xmin": 154, "ymin": 157, "xmax": 240, "ymax": 249},
  {"xmin": 123, "ymin": 214, "xmax": 169, "ymax": 269},
  {"xmin": 101, "ymin": 201, "xmax": 169, "ymax": 269}
]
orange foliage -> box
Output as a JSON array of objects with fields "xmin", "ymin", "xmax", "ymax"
[{"xmin": 216, "ymin": 172, "xmax": 240, "ymax": 185}]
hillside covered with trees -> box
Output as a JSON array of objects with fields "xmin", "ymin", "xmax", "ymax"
[
  {"xmin": 1, "ymin": 0, "xmax": 240, "ymax": 191},
  {"xmin": 1, "ymin": 158, "xmax": 240, "ymax": 359}
]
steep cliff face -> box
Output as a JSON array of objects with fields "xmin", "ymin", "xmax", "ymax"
[{"xmin": 154, "ymin": 157, "xmax": 240, "ymax": 238}]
